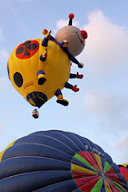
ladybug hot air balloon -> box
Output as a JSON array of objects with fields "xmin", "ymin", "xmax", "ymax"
[
  {"xmin": 7, "ymin": 13, "xmax": 88, "ymax": 118},
  {"xmin": 0, "ymin": 130, "xmax": 127, "ymax": 192}
]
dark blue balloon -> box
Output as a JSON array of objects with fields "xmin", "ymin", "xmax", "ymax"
[{"xmin": 0, "ymin": 130, "xmax": 127, "ymax": 192}]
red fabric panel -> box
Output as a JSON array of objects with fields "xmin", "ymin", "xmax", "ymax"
[
  {"xmin": 78, "ymin": 151, "xmax": 101, "ymax": 171},
  {"xmin": 79, "ymin": 177, "xmax": 100, "ymax": 192},
  {"xmin": 72, "ymin": 171, "xmax": 97, "ymax": 179}
]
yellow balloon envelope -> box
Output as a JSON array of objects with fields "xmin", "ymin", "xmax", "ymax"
[
  {"xmin": 8, "ymin": 36, "xmax": 70, "ymax": 108},
  {"xmin": 7, "ymin": 25, "xmax": 85, "ymax": 118}
]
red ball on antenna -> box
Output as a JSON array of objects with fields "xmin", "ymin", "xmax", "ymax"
[{"xmin": 69, "ymin": 13, "xmax": 74, "ymax": 19}]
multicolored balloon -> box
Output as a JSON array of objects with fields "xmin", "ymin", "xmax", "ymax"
[{"xmin": 0, "ymin": 130, "xmax": 127, "ymax": 192}]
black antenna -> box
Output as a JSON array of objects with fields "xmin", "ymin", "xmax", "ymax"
[{"xmin": 68, "ymin": 13, "xmax": 74, "ymax": 25}]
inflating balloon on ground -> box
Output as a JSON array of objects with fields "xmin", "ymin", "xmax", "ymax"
[{"xmin": 0, "ymin": 130, "xmax": 127, "ymax": 192}]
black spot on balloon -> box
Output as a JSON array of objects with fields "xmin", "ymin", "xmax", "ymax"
[
  {"xmin": 13, "ymin": 72, "xmax": 23, "ymax": 87},
  {"xmin": 24, "ymin": 49, "xmax": 30, "ymax": 56},
  {"xmin": 28, "ymin": 43, "xmax": 37, "ymax": 50},
  {"xmin": 16, "ymin": 47, "xmax": 24, "ymax": 54}
]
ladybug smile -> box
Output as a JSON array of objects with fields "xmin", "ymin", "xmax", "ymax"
[
  {"xmin": 23, "ymin": 81, "xmax": 34, "ymax": 89},
  {"xmin": 75, "ymin": 31, "xmax": 84, "ymax": 45}
]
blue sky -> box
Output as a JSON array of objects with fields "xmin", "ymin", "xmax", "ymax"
[{"xmin": 0, "ymin": 0, "xmax": 128, "ymax": 164}]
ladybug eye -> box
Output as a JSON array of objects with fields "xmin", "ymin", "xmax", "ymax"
[{"xmin": 80, "ymin": 30, "xmax": 88, "ymax": 39}]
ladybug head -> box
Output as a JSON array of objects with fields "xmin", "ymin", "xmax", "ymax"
[{"xmin": 55, "ymin": 13, "xmax": 88, "ymax": 56}]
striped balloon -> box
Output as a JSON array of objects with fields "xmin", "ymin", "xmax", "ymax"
[{"xmin": 0, "ymin": 130, "xmax": 128, "ymax": 192}]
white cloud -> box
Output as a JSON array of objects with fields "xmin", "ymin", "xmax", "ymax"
[
  {"xmin": 54, "ymin": 11, "xmax": 128, "ymax": 135},
  {"xmin": 54, "ymin": 17, "xmax": 79, "ymax": 35},
  {"xmin": 113, "ymin": 135, "xmax": 128, "ymax": 163},
  {"xmin": 86, "ymin": 89, "xmax": 124, "ymax": 114},
  {"xmin": 74, "ymin": 11, "xmax": 128, "ymax": 133},
  {"xmin": 0, "ymin": 49, "xmax": 9, "ymax": 60},
  {"xmin": 81, "ymin": 11, "xmax": 128, "ymax": 75},
  {"xmin": 0, "ymin": 124, "xmax": 7, "ymax": 135},
  {"xmin": 85, "ymin": 88, "xmax": 128, "ymax": 131},
  {"xmin": 56, "ymin": 19, "xmax": 79, "ymax": 29},
  {"xmin": 56, "ymin": 19, "xmax": 69, "ymax": 29}
]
